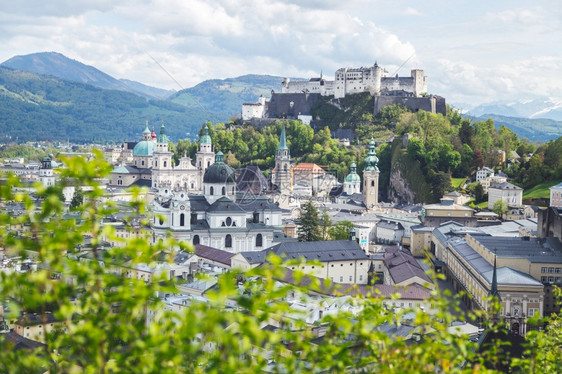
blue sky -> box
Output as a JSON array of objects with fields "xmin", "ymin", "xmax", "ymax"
[{"xmin": 1, "ymin": 0, "xmax": 561, "ymax": 109}]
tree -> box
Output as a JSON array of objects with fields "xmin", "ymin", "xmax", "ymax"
[
  {"xmin": 473, "ymin": 183, "xmax": 485, "ymax": 203},
  {"xmin": 297, "ymin": 200, "xmax": 320, "ymax": 242},
  {"xmin": 69, "ymin": 186, "xmax": 84, "ymax": 209},
  {"xmin": 328, "ymin": 220, "xmax": 354, "ymax": 240},
  {"xmin": 493, "ymin": 199, "xmax": 508, "ymax": 217},
  {"xmin": 0, "ymin": 152, "xmax": 560, "ymax": 373},
  {"xmin": 319, "ymin": 209, "xmax": 332, "ymax": 241}
]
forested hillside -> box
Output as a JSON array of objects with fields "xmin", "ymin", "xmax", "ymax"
[
  {"xmin": 0, "ymin": 67, "xmax": 204, "ymax": 142},
  {"xmin": 191, "ymin": 105, "xmax": 562, "ymax": 204}
]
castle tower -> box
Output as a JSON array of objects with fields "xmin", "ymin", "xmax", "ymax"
[
  {"xmin": 39, "ymin": 154, "xmax": 56, "ymax": 187},
  {"xmin": 343, "ymin": 161, "xmax": 361, "ymax": 195},
  {"xmin": 274, "ymin": 124, "xmax": 292, "ymax": 194},
  {"xmin": 362, "ymin": 138, "xmax": 380, "ymax": 208}
]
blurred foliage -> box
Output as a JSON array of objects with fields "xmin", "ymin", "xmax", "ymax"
[{"xmin": 0, "ymin": 154, "xmax": 560, "ymax": 372}]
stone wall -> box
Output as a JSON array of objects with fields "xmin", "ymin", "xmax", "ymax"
[{"xmin": 374, "ymin": 95, "xmax": 446, "ymax": 116}]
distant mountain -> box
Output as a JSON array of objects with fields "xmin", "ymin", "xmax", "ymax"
[
  {"xmin": 0, "ymin": 66, "xmax": 203, "ymax": 142},
  {"xmin": 466, "ymin": 113, "xmax": 562, "ymax": 142},
  {"xmin": 467, "ymin": 98, "xmax": 562, "ymax": 121},
  {"xmin": 1, "ymin": 52, "xmax": 174, "ymax": 100},
  {"xmin": 170, "ymin": 74, "xmax": 285, "ymax": 121}
]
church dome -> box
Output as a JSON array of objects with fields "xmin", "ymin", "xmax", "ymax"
[
  {"xmin": 133, "ymin": 140, "xmax": 156, "ymax": 156},
  {"xmin": 200, "ymin": 125, "xmax": 212, "ymax": 144},
  {"xmin": 203, "ymin": 151, "xmax": 235, "ymax": 184},
  {"xmin": 344, "ymin": 162, "xmax": 361, "ymax": 182}
]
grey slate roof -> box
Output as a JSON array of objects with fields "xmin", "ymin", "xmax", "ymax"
[
  {"xmin": 195, "ymin": 244, "xmax": 235, "ymax": 266},
  {"xmin": 2, "ymin": 331, "xmax": 45, "ymax": 351},
  {"xmin": 449, "ymin": 239, "xmax": 543, "ymax": 288},
  {"xmin": 489, "ymin": 182, "xmax": 523, "ymax": 190},
  {"xmin": 469, "ymin": 235, "xmax": 562, "ymax": 263},
  {"xmin": 241, "ymin": 240, "xmax": 369, "ymax": 264},
  {"xmin": 207, "ymin": 197, "xmax": 246, "ymax": 214},
  {"xmin": 377, "ymin": 220, "xmax": 404, "ymax": 231}
]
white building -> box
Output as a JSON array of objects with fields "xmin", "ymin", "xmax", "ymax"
[
  {"xmin": 488, "ymin": 182, "xmax": 523, "ymax": 210},
  {"xmin": 282, "ymin": 64, "xmax": 427, "ymax": 99},
  {"xmin": 151, "ymin": 152, "xmax": 284, "ymax": 253},
  {"xmin": 476, "ymin": 167, "xmax": 494, "ymax": 182},
  {"xmin": 550, "ymin": 182, "xmax": 562, "ymax": 208}
]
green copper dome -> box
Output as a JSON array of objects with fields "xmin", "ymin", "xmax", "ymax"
[
  {"xmin": 133, "ymin": 140, "xmax": 156, "ymax": 156},
  {"xmin": 344, "ymin": 162, "xmax": 361, "ymax": 182},
  {"xmin": 157, "ymin": 123, "xmax": 169, "ymax": 144},
  {"xmin": 200, "ymin": 125, "xmax": 212, "ymax": 144},
  {"xmin": 203, "ymin": 151, "xmax": 236, "ymax": 184}
]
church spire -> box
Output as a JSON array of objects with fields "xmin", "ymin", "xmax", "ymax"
[
  {"xmin": 489, "ymin": 254, "xmax": 501, "ymax": 301},
  {"xmin": 277, "ymin": 124, "xmax": 289, "ymax": 158}
]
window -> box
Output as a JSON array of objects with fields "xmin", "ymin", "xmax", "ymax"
[
  {"xmin": 193, "ymin": 235, "xmax": 200, "ymax": 245},
  {"xmin": 164, "ymin": 161, "xmax": 167, "ymax": 167},
  {"xmin": 159, "ymin": 218, "xmax": 164, "ymax": 225},
  {"xmin": 349, "ymin": 276, "xmax": 353, "ymax": 282},
  {"xmin": 542, "ymin": 267, "xmax": 548, "ymax": 273},
  {"xmin": 180, "ymin": 213, "xmax": 185, "ymax": 227},
  {"xmin": 155, "ymin": 161, "xmax": 157, "ymax": 167},
  {"xmin": 225, "ymin": 234, "xmax": 232, "ymax": 248},
  {"xmin": 210, "ymin": 186, "xmax": 214, "ymax": 196},
  {"xmin": 556, "ymin": 268, "xmax": 561, "ymax": 273},
  {"xmin": 359, "ymin": 275, "xmax": 363, "ymax": 281},
  {"xmin": 371, "ymin": 180, "xmax": 375, "ymax": 187},
  {"xmin": 142, "ymin": 160, "xmax": 145, "ymax": 166},
  {"xmin": 256, "ymin": 234, "xmax": 263, "ymax": 247},
  {"xmin": 222, "ymin": 186, "xmax": 226, "ymax": 195},
  {"xmin": 226, "ymin": 217, "xmax": 232, "ymax": 226},
  {"xmin": 339, "ymin": 276, "xmax": 343, "ymax": 282}
]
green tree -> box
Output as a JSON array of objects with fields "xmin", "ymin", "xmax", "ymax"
[
  {"xmin": 493, "ymin": 199, "xmax": 508, "ymax": 217},
  {"xmin": 69, "ymin": 186, "xmax": 84, "ymax": 210},
  {"xmin": 297, "ymin": 200, "xmax": 320, "ymax": 242},
  {"xmin": 0, "ymin": 152, "xmax": 560, "ymax": 373},
  {"xmin": 328, "ymin": 220, "xmax": 354, "ymax": 240},
  {"xmin": 319, "ymin": 209, "xmax": 332, "ymax": 241}
]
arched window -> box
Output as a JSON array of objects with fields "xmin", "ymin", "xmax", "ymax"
[
  {"xmin": 159, "ymin": 217, "xmax": 164, "ymax": 225},
  {"xmin": 142, "ymin": 160, "xmax": 145, "ymax": 166},
  {"xmin": 180, "ymin": 213, "xmax": 185, "ymax": 227},
  {"xmin": 226, "ymin": 217, "xmax": 232, "ymax": 226},
  {"xmin": 232, "ymin": 186, "xmax": 235, "ymax": 194},
  {"xmin": 371, "ymin": 180, "xmax": 375, "ymax": 187},
  {"xmin": 256, "ymin": 234, "xmax": 263, "ymax": 247},
  {"xmin": 155, "ymin": 161, "xmax": 157, "ymax": 167},
  {"xmin": 210, "ymin": 186, "xmax": 214, "ymax": 195},
  {"xmin": 222, "ymin": 186, "xmax": 226, "ymax": 195},
  {"xmin": 225, "ymin": 234, "xmax": 232, "ymax": 248},
  {"xmin": 193, "ymin": 235, "xmax": 200, "ymax": 245},
  {"xmin": 164, "ymin": 161, "xmax": 167, "ymax": 167},
  {"xmin": 207, "ymin": 161, "xmax": 210, "ymax": 167}
]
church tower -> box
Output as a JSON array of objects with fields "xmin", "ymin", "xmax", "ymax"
[
  {"xmin": 39, "ymin": 154, "xmax": 56, "ymax": 187},
  {"xmin": 343, "ymin": 161, "xmax": 361, "ymax": 195},
  {"xmin": 362, "ymin": 138, "xmax": 380, "ymax": 208},
  {"xmin": 196, "ymin": 124, "xmax": 215, "ymax": 186},
  {"xmin": 274, "ymin": 124, "xmax": 292, "ymax": 194},
  {"xmin": 152, "ymin": 121, "xmax": 174, "ymax": 189}
]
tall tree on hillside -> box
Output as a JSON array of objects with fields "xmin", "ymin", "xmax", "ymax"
[
  {"xmin": 319, "ymin": 210, "xmax": 332, "ymax": 241},
  {"xmin": 298, "ymin": 201, "xmax": 320, "ymax": 242}
]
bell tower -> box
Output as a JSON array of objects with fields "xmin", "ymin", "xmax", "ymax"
[
  {"xmin": 274, "ymin": 124, "xmax": 292, "ymax": 195},
  {"xmin": 362, "ymin": 138, "xmax": 380, "ymax": 208}
]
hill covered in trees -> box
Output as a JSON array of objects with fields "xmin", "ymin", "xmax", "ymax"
[{"xmin": 0, "ymin": 66, "xmax": 205, "ymax": 142}]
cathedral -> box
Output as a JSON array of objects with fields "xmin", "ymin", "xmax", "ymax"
[
  {"xmin": 109, "ymin": 123, "xmax": 214, "ymax": 193},
  {"xmin": 151, "ymin": 151, "xmax": 283, "ymax": 253}
]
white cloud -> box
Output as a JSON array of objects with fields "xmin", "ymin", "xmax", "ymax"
[{"xmin": 0, "ymin": 0, "xmax": 560, "ymax": 108}]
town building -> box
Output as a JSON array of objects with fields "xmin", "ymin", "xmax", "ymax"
[
  {"xmin": 151, "ymin": 151, "xmax": 284, "ymax": 253},
  {"xmin": 420, "ymin": 198, "xmax": 476, "ymax": 227},
  {"xmin": 549, "ymin": 182, "xmax": 562, "ymax": 208},
  {"xmin": 488, "ymin": 182, "xmax": 523, "ymax": 210}
]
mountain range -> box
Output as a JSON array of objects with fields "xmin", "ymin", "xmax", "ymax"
[{"xmin": 0, "ymin": 52, "xmax": 561, "ymax": 143}]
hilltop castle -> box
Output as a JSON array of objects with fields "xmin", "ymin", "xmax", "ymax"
[
  {"xmin": 281, "ymin": 63, "xmax": 427, "ymax": 99},
  {"xmin": 242, "ymin": 62, "xmax": 445, "ymax": 123}
]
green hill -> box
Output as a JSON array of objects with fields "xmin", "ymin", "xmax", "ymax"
[
  {"xmin": 0, "ymin": 66, "xmax": 204, "ymax": 142},
  {"xmin": 170, "ymin": 74, "xmax": 284, "ymax": 121},
  {"xmin": 466, "ymin": 114, "xmax": 562, "ymax": 142}
]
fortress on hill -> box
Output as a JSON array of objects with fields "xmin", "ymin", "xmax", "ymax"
[
  {"xmin": 242, "ymin": 62, "xmax": 446, "ymax": 123},
  {"xmin": 281, "ymin": 63, "xmax": 427, "ymax": 99}
]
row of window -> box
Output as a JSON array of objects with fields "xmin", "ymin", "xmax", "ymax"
[
  {"xmin": 191, "ymin": 234, "xmax": 263, "ymax": 248},
  {"xmin": 541, "ymin": 267, "xmax": 562, "ymax": 273},
  {"xmin": 541, "ymin": 276, "xmax": 562, "ymax": 284}
]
